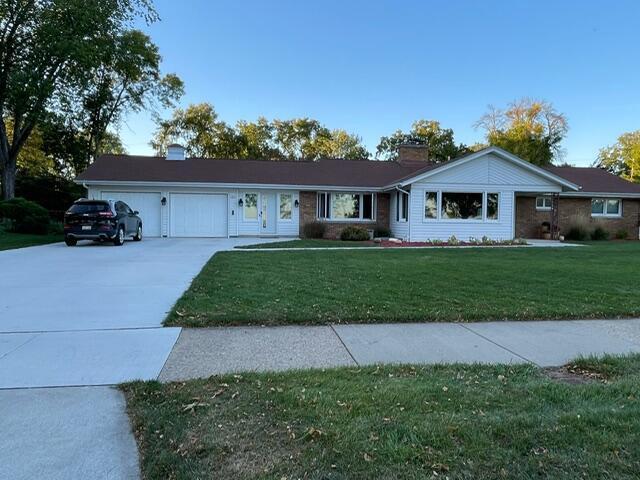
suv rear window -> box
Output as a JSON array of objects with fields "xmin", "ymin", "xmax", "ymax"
[{"xmin": 68, "ymin": 202, "xmax": 111, "ymax": 214}]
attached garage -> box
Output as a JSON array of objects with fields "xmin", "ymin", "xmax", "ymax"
[
  {"xmin": 100, "ymin": 191, "xmax": 162, "ymax": 237},
  {"xmin": 170, "ymin": 193, "xmax": 228, "ymax": 237}
]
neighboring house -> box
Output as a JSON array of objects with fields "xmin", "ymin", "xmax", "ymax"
[{"xmin": 75, "ymin": 144, "xmax": 640, "ymax": 240}]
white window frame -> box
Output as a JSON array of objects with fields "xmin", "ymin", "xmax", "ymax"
[
  {"xmin": 278, "ymin": 193, "xmax": 293, "ymax": 222},
  {"xmin": 535, "ymin": 196, "xmax": 552, "ymax": 211},
  {"xmin": 422, "ymin": 190, "xmax": 500, "ymax": 223},
  {"xmin": 242, "ymin": 192, "xmax": 259, "ymax": 221},
  {"xmin": 591, "ymin": 198, "xmax": 622, "ymax": 218},
  {"xmin": 317, "ymin": 192, "xmax": 376, "ymax": 222},
  {"xmin": 396, "ymin": 191, "xmax": 409, "ymax": 223}
]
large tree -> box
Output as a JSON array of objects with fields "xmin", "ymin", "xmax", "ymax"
[
  {"xmin": 376, "ymin": 120, "xmax": 469, "ymax": 162},
  {"xmin": 595, "ymin": 130, "xmax": 640, "ymax": 183},
  {"xmin": 0, "ymin": 0, "xmax": 177, "ymax": 199},
  {"xmin": 151, "ymin": 103, "xmax": 370, "ymax": 160},
  {"xmin": 475, "ymin": 98, "xmax": 568, "ymax": 166}
]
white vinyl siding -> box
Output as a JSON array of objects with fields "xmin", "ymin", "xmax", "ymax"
[
  {"xmin": 91, "ymin": 186, "xmax": 299, "ymax": 238},
  {"xmin": 403, "ymin": 152, "xmax": 565, "ymax": 241}
]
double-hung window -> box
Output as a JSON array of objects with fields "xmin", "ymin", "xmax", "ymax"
[
  {"xmin": 591, "ymin": 198, "xmax": 621, "ymax": 217},
  {"xmin": 317, "ymin": 193, "xmax": 375, "ymax": 221},
  {"xmin": 396, "ymin": 191, "xmax": 409, "ymax": 222}
]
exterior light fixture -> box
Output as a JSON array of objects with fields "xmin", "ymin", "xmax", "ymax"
[
  {"xmin": 238, "ymin": 198, "xmax": 244, "ymax": 207},
  {"xmin": 294, "ymin": 199, "xmax": 299, "ymax": 208},
  {"xmin": 161, "ymin": 196, "xmax": 167, "ymax": 206}
]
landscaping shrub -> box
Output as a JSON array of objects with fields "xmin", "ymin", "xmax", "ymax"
[
  {"xmin": 0, "ymin": 197, "xmax": 50, "ymax": 234},
  {"xmin": 563, "ymin": 215, "xmax": 590, "ymax": 241},
  {"xmin": 340, "ymin": 226, "xmax": 370, "ymax": 241},
  {"xmin": 302, "ymin": 220, "xmax": 326, "ymax": 239},
  {"xmin": 373, "ymin": 225, "xmax": 391, "ymax": 238},
  {"xmin": 615, "ymin": 229, "xmax": 629, "ymax": 240},
  {"xmin": 591, "ymin": 225, "xmax": 609, "ymax": 241}
]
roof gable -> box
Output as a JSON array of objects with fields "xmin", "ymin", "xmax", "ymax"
[{"xmin": 392, "ymin": 147, "xmax": 580, "ymax": 191}]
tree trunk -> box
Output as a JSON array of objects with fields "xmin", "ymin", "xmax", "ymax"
[{"xmin": 1, "ymin": 161, "xmax": 16, "ymax": 200}]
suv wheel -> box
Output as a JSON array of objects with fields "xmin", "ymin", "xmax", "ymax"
[
  {"xmin": 113, "ymin": 226, "xmax": 125, "ymax": 246},
  {"xmin": 64, "ymin": 236, "xmax": 77, "ymax": 247},
  {"xmin": 133, "ymin": 224, "xmax": 142, "ymax": 241}
]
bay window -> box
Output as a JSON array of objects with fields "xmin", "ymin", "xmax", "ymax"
[
  {"xmin": 317, "ymin": 192, "xmax": 376, "ymax": 221},
  {"xmin": 592, "ymin": 198, "xmax": 621, "ymax": 217}
]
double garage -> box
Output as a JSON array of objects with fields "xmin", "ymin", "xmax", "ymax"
[{"xmin": 97, "ymin": 191, "xmax": 228, "ymax": 238}]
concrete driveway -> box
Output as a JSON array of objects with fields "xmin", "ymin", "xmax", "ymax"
[
  {"xmin": 0, "ymin": 236, "xmax": 278, "ymax": 480},
  {"xmin": 0, "ymin": 237, "xmax": 269, "ymax": 388}
]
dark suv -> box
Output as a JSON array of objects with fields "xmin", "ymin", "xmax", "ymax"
[{"xmin": 64, "ymin": 199, "xmax": 142, "ymax": 246}]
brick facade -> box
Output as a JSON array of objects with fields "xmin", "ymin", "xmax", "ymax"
[
  {"xmin": 515, "ymin": 196, "xmax": 640, "ymax": 239},
  {"xmin": 299, "ymin": 191, "xmax": 391, "ymax": 238}
]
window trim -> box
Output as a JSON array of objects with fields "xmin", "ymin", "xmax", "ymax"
[
  {"xmin": 396, "ymin": 190, "xmax": 409, "ymax": 223},
  {"xmin": 422, "ymin": 189, "xmax": 500, "ymax": 223},
  {"xmin": 535, "ymin": 196, "xmax": 552, "ymax": 211},
  {"xmin": 591, "ymin": 198, "xmax": 622, "ymax": 218},
  {"xmin": 278, "ymin": 193, "xmax": 293, "ymax": 222},
  {"xmin": 317, "ymin": 192, "xmax": 376, "ymax": 222}
]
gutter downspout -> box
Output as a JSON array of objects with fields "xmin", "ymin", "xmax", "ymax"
[{"xmin": 394, "ymin": 185, "xmax": 411, "ymax": 241}]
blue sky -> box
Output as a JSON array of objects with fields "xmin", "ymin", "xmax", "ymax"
[{"xmin": 122, "ymin": 0, "xmax": 640, "ymax": 166}]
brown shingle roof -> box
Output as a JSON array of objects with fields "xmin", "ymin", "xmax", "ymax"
[
  {"xmin": 76, "ymin": 155, "xmax": 426, "ymax": 188},
  {"xmin": 545, "ymin": 167, "xmax": 640, "ymax": 194},
  {"xmin": 76, "ymin": 153, "xmax": 640, "ymax": 195}
]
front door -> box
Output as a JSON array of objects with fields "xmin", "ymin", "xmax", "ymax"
[{"xmin": 260, "ymin": 192, "xmax": 277, "ymax": 234}]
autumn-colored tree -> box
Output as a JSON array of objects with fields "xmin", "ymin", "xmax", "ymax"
[{"xmin": 476, "ymin": 98, "xmax": 568, "ymax": 166}]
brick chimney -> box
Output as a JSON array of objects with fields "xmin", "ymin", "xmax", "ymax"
[{"xmin": 397, "ymin": 144, "xmax": 430, "ymax": 165}]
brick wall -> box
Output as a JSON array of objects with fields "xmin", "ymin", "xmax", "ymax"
[
  {"xmin": 515, "ymin": 196, "xmax": 640, "ymax": 239},
  {"xmin": 299, "ymin": 191, "xmax": 390, "ymax": 238}
]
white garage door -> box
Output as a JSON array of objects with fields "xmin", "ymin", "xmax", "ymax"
[
  {"xmin": 100, "ymin": 191, "xmax": 162, "ymax": 237},
  {"xmin": 170, "ymin": 193, "xmax": 228, "ymax": 237}
]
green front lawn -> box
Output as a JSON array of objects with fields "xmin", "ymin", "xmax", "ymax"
[
  {"xmin": 167, "ymin": 241, "xmax": 640, "ymax": 327},
  {"xmin": 237, "ymin": 239, "xmax": 375, "ymax": 249},
  {"xmin": 0, "ymin": 230, "xmax": 63, "ymax": 251},
  {"xmin": 123, "ymin": 354, "xmax": 640, "ymax": 479}
]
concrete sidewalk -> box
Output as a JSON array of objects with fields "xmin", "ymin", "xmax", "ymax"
[{"xmin": 160, "ymin": 318, "xmax": 640, "ymax": 381}]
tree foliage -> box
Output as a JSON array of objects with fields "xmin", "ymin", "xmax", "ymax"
[
  {"xmin": 151, "ymin": 103, "xmax": 370, "ymax": 161},
  {"xmin": 475, "ymin": 98, "xmax": 568, "ymax": 166},
  {"xmin": 376, "ymin": 120, "xmax": 469, "ymax": 162},
  {"xmin": 595, "ymin": 130, "xmax": 640, "ymax": 183},
  {"xmin": 0, "ymin": 0, "xmax": 181, "ymax": 199}
]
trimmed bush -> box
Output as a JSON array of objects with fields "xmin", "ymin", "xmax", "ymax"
[
  {"xmin": 615, "ymin": 229, "xmax": 629, "ymax": 240},
  {"xmin": 591, "ymin": 225, "xmax": 609, "ymax": 241},
  {"xmin": 373, "ymin": 225, "xmax": 391, "ymax": 238},
  {"xmin": 0, "ymin": 197, "xmax": 50, "ymax": 234},
  {"xmin": 302, "ymin": 220, "xmax": 326, "ymax": 239},
  {"xmin": 340, "ymin": 226, "xmax": 370, "ymax": 241}
]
